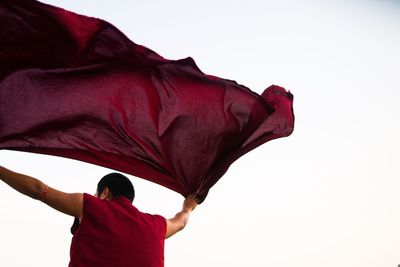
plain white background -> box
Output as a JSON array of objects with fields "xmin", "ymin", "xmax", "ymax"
[{"xmin": 1, "ymin": 0, "xmax": 400, "ymax": 266}]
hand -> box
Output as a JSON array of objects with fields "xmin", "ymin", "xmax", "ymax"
[
  {"xmin": 183, "ymin": 194, "xmax": 198, "ymax": 212},
  {"xmin": 165, "ymin": 194, "xmax": 199, "ymax": 238}
]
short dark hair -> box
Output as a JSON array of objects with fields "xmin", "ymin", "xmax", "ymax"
[{"xmin": 97, "ymin": 173, "xmax": 135, "ymax": 202}]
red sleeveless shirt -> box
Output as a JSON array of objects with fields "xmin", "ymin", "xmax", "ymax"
[{"xmin": 69, "ymin": 194, "xmax": 166, "ymax": 267}]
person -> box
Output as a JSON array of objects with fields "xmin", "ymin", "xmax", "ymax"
[{"xmin": 0, "ymin": 165, "xmax": 198, "ymax": 267}]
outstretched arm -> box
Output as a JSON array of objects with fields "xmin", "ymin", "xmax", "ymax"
[
  {"xmin": 165, "ymin": 194, "xmax": 198, "ymax": 239},
  {"xmin": 0, "ymin": 166, "xmax": 83, "ymax": 218}
]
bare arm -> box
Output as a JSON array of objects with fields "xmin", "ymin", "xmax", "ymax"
[
  {"xmin": 0, "ymin": 166, "xmax": 83, "ymax": 218},
  {"xmin": 165, "ymin": 194, "xmax": 198, "ymax": 239}
]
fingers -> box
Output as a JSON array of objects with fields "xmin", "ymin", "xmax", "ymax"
[
  {"xmin": 183, "ymin": 194, "xmax": 199, "ymax": 211},
  {"xmin": 187, "ymin": 193, "xmax": 199, "ymax": 202}
]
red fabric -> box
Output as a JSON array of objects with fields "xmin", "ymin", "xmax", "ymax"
[
  {"xmin": 69, "ymin": 194, "xmax": 166, "ymax": 267},
  {"xmin": 0, "ymin": 0, "xmax": 294, "ymax": 202}
]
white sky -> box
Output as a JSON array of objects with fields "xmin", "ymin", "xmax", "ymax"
[{"xmin": 1, "ymin": 0, "xmax": 400, "ymax": 266}]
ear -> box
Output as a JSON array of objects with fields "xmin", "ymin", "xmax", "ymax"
[{"xmin": 99, "ymin": 187, "xmax": 113, "ymax": 200}]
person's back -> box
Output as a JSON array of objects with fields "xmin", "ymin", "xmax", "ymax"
[{"xmin": 69, "ymin": 194, "xmax": 166, "ymax": 267}]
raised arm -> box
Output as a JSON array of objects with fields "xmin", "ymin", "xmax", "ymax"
[
  {"xmin": 0, "ymin": 166, "xmax": 83, "ymax": 218},
  {"xmin": 165, "ymin": 194, "xmax": 198, "ymax": 239}
]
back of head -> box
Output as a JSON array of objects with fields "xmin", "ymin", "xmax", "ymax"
[{"xmin": 97, "ymin": 173, "xmax": 135, "ymax": 202}]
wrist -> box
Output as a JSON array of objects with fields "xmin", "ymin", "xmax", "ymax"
[
  {"xmin": 182, "ymin": 207, "xmax": 192, "ymax": 213},
  {"xmin": 0, "ymin": 166, "xmax": 5, "ymax": 180}
]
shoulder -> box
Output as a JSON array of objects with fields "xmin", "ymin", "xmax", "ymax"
[
  {"xmin": 82, "ymin": 193, "xmax": 108, "ymax": 218},
  {"xmin": 135, "ymin": 208, "xmax": 166, "ymax": 233},
  {"xmin": 82, "ymin": 193, "xmax": 100, "ymax": 207},
  {"xmin": 149, "ymin": 213, "xmax": 167, "ymax": 236}
]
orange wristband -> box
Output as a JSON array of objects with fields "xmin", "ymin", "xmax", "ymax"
[{"xmin": 40, "ymin": 184, "xmax": 49, "ymax": 202}]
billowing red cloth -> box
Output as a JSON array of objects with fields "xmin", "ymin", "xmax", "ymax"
[
  {"xmin": 0, "ymin": 0, "xmax": 294, "ymax": 202},
  {"xmin": 70, "ymin": 194, "xmax": 166, "ymax": 267}
]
